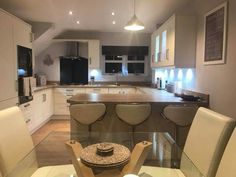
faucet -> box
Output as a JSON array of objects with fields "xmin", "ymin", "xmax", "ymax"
[
  {"xmin": 112, "ymin": 69, "xmax": 121, "ymax": 86},
  {"xmin": 115, "ymin": 72, "xmax": 120, "ymax": 86}
]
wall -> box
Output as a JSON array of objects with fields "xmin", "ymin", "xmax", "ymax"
[
  {"xmin": 35, "ymin": 31, "xmax": 152, "ymax": 82},
  {"xmin": 192, "ymin": 0, "xmax": 236, "ymax": 118}
]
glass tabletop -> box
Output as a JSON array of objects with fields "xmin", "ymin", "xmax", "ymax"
[{"xmin": 5, "ymin": 131, "xmax": 204, "ymax": 177}]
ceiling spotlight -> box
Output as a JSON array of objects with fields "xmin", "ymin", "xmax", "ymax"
[
  {"xmin": 112, "ymin": 12, "xmax": 115, "ymax": 16},
  {"xmin": 124, "ymin": 0, "xmax": 145, "ymax": 31},
  {"xmin": 112, "ymin": 21, "xmax": 116, "ymax": 24},
  {"xmin": 69, "ymin": 11, "xmax": 73, "ymax": 15},
  {"xmin": 76, "ymin": 21, "xmax": 80, "ymax": 24}
]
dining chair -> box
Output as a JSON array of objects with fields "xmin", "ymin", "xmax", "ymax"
[
  {"xmin": 140, "ymin": 107, "xmax": 236, "ymax": 177},
  {"xmin": 0, "ymin": 106, "xmax": 76, "ymax": 177},
  {"xmin": 70, "ymin": 103, "xmax": 106, "ymax": 132},
  {"xmin": 215, "ymin": 128, "xmax": 236, "ymax": 177}
]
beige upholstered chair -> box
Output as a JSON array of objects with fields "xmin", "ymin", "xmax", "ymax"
[
  {"xmin": 115, "ymin": 103, "xmax": 151, "ymax": 132},
  {"xmin": 162, "ymin": 105, "xmax": 198, "ymax": 146},
  {"xmin": 70, "ymin": 103, "xmax": 106, "ymax": 132},
  {"xmin": 140, "ymin": 107, "xmax": 236, "ymax": 177},
  {"xmin": 215, "ymin": 128, "xmax": 236, "ymax": 177},
  {"xmin": 0, "ymin": 106, "xmax": 76, "ymax": 177}
]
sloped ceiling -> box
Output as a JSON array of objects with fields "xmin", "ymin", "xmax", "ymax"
[{"xmin": 0, "ymin": 0, "xmax": 192, "ymax": 55}]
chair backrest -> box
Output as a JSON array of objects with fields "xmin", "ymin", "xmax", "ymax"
[
  {"xmin": 0, "ymin": 106, "xmax": 34, "ymax": 176},
  {"xmin": 70, "ymin": 103, "xmax": 106, "ymax": 125},
  {"xmin": 181, "ymin": 107, "xmax": 236, "ymax": 177},
  {"xmin": 163, "ymin": 105, "xmax": 198, "ymax": 126},
  {"xmin": 116, "ymin": 103, "xmax": 151, "ymax": 126},
  {"xmin": 215, "ymin": 128, "xmax": 236, "ymax": 177}
]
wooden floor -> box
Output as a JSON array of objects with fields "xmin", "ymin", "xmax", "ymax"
[{"xmin": 31, "ymin": 119, "xmax": 70, "ymax": 145}]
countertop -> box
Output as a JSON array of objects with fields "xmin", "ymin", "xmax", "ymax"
[
  {"xmin": 33, "ymin": 84, "xmax": 136, "ymax": 92},
  {"xmin": 67, "ymin": 91, "xmax": 183, "ymax": 103},
  {"xmin": 33, "ymin": 84, "xmax": 209, "ymax": 106}
]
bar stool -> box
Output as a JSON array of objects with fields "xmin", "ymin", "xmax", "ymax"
[
  {"xmin": 70, "ymin": 103, "xmax": 106, "ymax": 133},
  {"xmin": 116, "ymin": 103, "xmax": 151, "ymax": 146},
  {"xmin": 161, "ymin": 104, "xmax": 198, "ymax": 146}
]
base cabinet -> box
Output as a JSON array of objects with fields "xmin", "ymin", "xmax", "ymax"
[{"xmin": 20, "ymin": 88, "xmax": 53, "ymax": 134}]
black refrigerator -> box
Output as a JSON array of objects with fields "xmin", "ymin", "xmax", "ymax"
[{"xmin": 60, "ymin": 57, "xmax": 88, "ymax": 85}]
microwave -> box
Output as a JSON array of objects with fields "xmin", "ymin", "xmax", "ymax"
[{"xmin": 17, "ymin": 45, "xmax": 32, "ymax": 77}]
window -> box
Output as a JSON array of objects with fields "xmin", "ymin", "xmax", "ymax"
[
  {"xmin": 102, "ymin": 46, "xmax": 148, "ymax": 75},
  {"xmin": 105, "ymin": 63, "xmax": 122, "ymax": 73},
  {"xmin": 104, "ymin": 55, "xmax": 146, "ymax": 74}
]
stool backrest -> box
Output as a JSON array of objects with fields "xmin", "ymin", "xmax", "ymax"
[
  {"xmin": 70, "ymin": 103, "xmax": 106, "ymax": 125},
  {"xmin": 215, "ymin": 128, "xmax": 236, "ymax": 177},
  {"xmin": 0, "ymin": 106, "xmax": 34, "ymax": 176},
  {"xmin": 116, "ymin": 103, "xmax": 151, "ymax": 126},
  {"xmin": 181, "ymin": 107, "xmax": 236, "ymax": 177},
  {"xmin": 163, "ymin": 105, "xmax": 198, "ymax": 126}
]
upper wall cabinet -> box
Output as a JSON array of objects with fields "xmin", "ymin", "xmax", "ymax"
[
  {"xmin": 0, "ymin": 9, "xmax": 18, "ymax": 109},
  {"xmin": 151, "ymin": 14, "xmax": 196, "ymax": 68},
  {"xmin": 0, "ymin": 9, "xmax": 32, "ymax": 110},
  {"xmin": 88, "ymin": 40, "xmax": 100, "ymax": 69},
  {"xmin": 13, "ymin": 18, "xmax": 32, "ymax": 49}
]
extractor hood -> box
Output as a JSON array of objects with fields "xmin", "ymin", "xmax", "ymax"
[{"xmin": 63, "ymin": 42, "xmax": 80, "ymax": 59}]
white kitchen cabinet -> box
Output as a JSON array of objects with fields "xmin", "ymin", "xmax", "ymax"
[
  {"xmin": 32, "ymin": 89, "xmax": 53, "ymax": 131},
  {"xmin": 19, "ymin": 101, "xmax": 34, "ymax": 133},
  {"xmin": 86, "ymin": 88, "xmax": 108, "ymax": 94},
  {"xmin": 13, "ymin": 17, "xmax": 32, "ymax": 49},
  {"xmin": 54, "ymin": 88, "xmax": 71, "ymax": 115},
  {"xmin": 0, "ymin": 9, "xmax": 18, "ymax": 109},
  {"xmin": 108, "ymin": 88, "xmax": 136, "ymax": 94},
  {"xmin": 151, "ymin": 14, "xmax": 196, "ymax": 68},
  {"xmin": 88, "ymin": 40, "xmax": 100, "ymax": 69}
]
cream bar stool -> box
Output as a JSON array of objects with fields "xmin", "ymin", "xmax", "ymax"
[
  {"xmin": 215, "ymin": 128, "xmax": 236, "ymax": 177},
  {"xmin": 115, "ymin": 103, "xmax": 151, "ymax": 132},
  {"xmin": 162, "ymin": 104, "xmax": 198, "ymax": 146},
  {"xmin": 140, "ymin": 107, "xmax": 236, "ymax": 177},
  {"xmin": 70, "ymin": 103, "xmax": 106, "ymax": 132},
  {"xmin": 0, "ymin": 106, "xmax": 76, "ymax": 177}
]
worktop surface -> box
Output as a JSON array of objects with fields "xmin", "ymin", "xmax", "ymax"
[{"xmin": 67, "ymin": 91, "xmax": 207, "ymax": 105}]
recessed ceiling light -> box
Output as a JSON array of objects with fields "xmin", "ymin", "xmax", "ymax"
[
  {"xmin": 69, "ymin": 11, "xmax": 73, "ymax": 15},
  {"xmin": 112, "ymin": 12, "xmax": 115, "ymax": 16},
  {"xmin": 76, "ymin": 21, "xmax": 80, "ymax": 24},
  {"xmin": 112, "ymin": 21, "xmax": 116, "ymax": 24}
]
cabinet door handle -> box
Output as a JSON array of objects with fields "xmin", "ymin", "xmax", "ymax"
[
  {"xmin": 66, "ymin": 89, "xmax": 74, "ymax": 91},
  {"xmin": 89, "ymin": 57, "xmax": 92, "ymax": 65},
  {"xmin": 15, "ymin": 80, "xmax": 18, "ymax": 92},
  {"xmin": 166, "ymin": 49, "xmax": 169, "ymax": 60},
  {"xmin": 151, "ymin": 55, "xmax": 154, "ymax": 63},
  {"xmin": 26, "ymin": 119, "xmax": 31, "ymax": 123},
  {"xmin": 24, "ymin": 103, "xmax": 30, "ymax": 107},
  {"xmin": 158, "ymin": 52, "xmax": 161, "ymax": 62},
  {"xmin": 43, "ymin": 94, "xmax": 46, "ymax": 102}
]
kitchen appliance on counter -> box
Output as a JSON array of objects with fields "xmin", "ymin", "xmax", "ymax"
[{"xmin": 36, "ymin": 74, "xmax": 47, "ymax": 86}]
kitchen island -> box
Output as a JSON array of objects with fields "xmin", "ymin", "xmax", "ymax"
[{"xmin": 67, "ymin": 88, "xmax": 209, "ymax": 146}]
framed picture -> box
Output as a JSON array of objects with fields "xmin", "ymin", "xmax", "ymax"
[{"xmin": 203, "ymin": 2, "xmax": 228, "ymax": 65}]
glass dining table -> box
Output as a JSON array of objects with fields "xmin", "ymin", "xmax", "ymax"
[{"xmin": 5, "ymin": 131, "xmax": 204, "ymax": 177}]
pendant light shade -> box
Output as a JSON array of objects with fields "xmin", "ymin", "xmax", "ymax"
[{"xmin": 124, "ymin": 0, "xmax": 145, "ymax": 31}]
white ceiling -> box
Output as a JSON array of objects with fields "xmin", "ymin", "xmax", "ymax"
[{"xmin": 0, "ymin": 0, "xmax": 191, "ymax": 33}]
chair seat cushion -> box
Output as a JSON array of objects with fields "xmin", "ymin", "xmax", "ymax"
[
  {"xmin": 139, "ymin": 166, "xmax": 185, "ymax": 177},
  {"xmin": 31, "ymin": 164, "xmax": 76, "ymax": 177}
]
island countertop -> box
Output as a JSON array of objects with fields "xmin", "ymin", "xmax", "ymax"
[{"xmin": 67, "ymin": 89, "xmax": 208, "ymax": 106}]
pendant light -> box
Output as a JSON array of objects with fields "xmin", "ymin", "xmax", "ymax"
[{"xmin": 124, "ymin": 0, "xmax": 145, "ymax": 31}]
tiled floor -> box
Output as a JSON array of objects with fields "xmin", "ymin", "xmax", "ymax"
[{"xmin": 31, "ymin": 119, "xmax": 70, "ymax": 145}]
